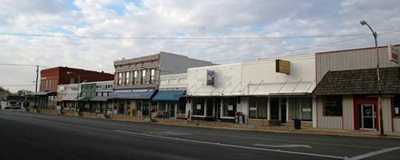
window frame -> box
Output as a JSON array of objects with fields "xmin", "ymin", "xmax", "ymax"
[{"xmin": 323, "ymin": 96, "xmax": 343, "ymax": 117}]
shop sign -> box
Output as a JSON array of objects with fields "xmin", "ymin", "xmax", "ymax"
[
  {"xmin": 388, "ymin": 44, "xmax": 399, "ymax": 64},
  {"xmin": 302, "ymin": 108, "xmax": 311, "ymax": 112},
  {"xmin": 275, "ymin": 59, "xmax": 291, "ymax": 74},
  {"xmin": 228, "ymin": 105, "xmax": 233, "ymax": 111},
  {"xmin": 196, "ymin": 104, "xmax": 202, "ymax": 110},
  {"xmin": 206, "ymin": 70, "xmax": 216, "ymax": 86},
  {"xmin": 250, "ymin": 107, "xmax": 257, "ymax": 111}
]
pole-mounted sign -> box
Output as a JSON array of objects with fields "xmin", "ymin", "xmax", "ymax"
[{"xmin": 388, "ymin": 44, "xmax": 399, "ymax": 64}]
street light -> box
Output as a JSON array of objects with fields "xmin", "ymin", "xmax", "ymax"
[{"xmin": 360, "ymin": 20, "xmax": 384, "ymax": 136}]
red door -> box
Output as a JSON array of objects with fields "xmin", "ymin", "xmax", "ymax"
[{"xmin": 353, "ymin": 96, "xmax": 378, "ymax": 130}]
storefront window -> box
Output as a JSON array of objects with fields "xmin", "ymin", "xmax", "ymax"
[
  {"xmin": 290, "ymin": 97, "xmax": 312, "ymax": 121},
  {"xmin": 192, "ymin": 98, "xmax": 205, "ymax": 116},
  {"xmin": 177, "ymin": 101, "xmax": 186, "ymax": 114},
  {"xmin": 249, "ymin": 97, "xmax": 267, "ymax": 119},
  {"xmin": 323, "ymin": 96, "xmax": 342, "ymax": 116},
  {"xmin": 393, "ymin": 96, "xmax": 400, "ymax": 118},
  {"xmin": 222, "ymin": 97, "xmax": 237, "ymax": 117}
]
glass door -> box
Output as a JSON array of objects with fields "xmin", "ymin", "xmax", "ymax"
[{"xmin": 361, "ymin": 104, "xmax": 376, "ymax": 129}]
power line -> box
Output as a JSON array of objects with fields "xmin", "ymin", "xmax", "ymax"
[
  {"xmin": 0, "ymin": 63, "xmax": 46, "ymax": 67},
  {"xmin": 0, "ymin": 30, "xmax": 399, "ymax": 40}
]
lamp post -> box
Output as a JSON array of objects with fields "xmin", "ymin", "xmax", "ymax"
[{"xmin": 360, "ymin": 20, "xmax": 384, "ymax": 136}]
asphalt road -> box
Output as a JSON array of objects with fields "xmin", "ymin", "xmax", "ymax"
[{"xmin": 0, "ymin": 111, "xmax": 399, "ymax": 160}]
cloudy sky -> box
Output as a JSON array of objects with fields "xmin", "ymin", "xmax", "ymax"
[{"xmin": 0, "ymin": 0, "xmax": 400, "ymax": 92}]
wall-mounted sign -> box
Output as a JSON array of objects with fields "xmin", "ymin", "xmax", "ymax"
[
  {"xmin": 388, "ymin": 44, "xmax": 399, "ymax": 64},
  {"xmin": 206, "ymin": 70, "xmax": 216, "ymax": 86},
  {"xmin": 196, "ymin": 104, "xmax": 202, "ymax": 110},
  {"xmin": 228, "ymin": 105, "xmax": 233, "ymax": 111},
  {"xmin": 302, "ymin": 108, "xmax": 311, "ymax": 112},
  {"xmin": 249, "ymin": 107, "xmax": 257, "ymax": 111},
  {"xmin": 276, "ymin": 59, "xmax": 291, "ymax": 74}
]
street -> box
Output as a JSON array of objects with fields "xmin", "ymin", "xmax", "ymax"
[{"xmin": 0, "ymin": 111, "xmax": 399, "ymax": 160}]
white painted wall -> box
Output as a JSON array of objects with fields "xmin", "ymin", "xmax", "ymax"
[
  {"xmin": 187, "ymin": 54, "xmax": 316, "ymax": 96},
  {"xmin": 57, "ymin": 84, "xmax": 80, "ymax": 101},
  {"xmin": 187, "ymin": 63, "xmax": 243, "ymax": 96},
  {"xmin": 159, "ymin": 73, "xmax": 187, "ymax": 90},
  {"xmin": 243, "ymin": 54, "xmax": 315, "ymax": 95}
]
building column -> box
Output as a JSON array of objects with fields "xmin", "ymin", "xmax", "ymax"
[
  {"xmin": 312, "ymin": 97, "xmax": 317, "ymax": 128},
  {"xmin": 267, "ymin": 97, "xmax": 271, "ymax": 120},
  {"xmin": 174, "ymin": 104, "xmax": 177, "ymax": 119},
  {"xmin": 286, "ymin": 97, "xmax": 289, "ymax": 122}
]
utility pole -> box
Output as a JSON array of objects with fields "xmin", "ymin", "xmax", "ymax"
[
  {"xmin": 35, "ymin": 65, "xmax": 39, "ymax": 93},
  {"xmin": 361, "ymin": 20, "xmax": 384, "ymax": 136}
]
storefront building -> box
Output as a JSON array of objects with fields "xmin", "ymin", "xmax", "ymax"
[
  {"xmin": 33, "ymin": 66, "xmax": 113, "ymax": 109},
  {"xmin": 57, "ymin": 83, "xmax": 80, "ymax": 111},
  {"xmin": 152, "ymin": 73, "xmax": 187, "ymax": 119},
  {"xmin": 79, "ymin": 81, "xmax": 113, "ymax": 114},
  {"xmin": 186, "ymin": 54, "xmax": 316, "ymax": 125},
  {"xmin": 313, "ymin": 44, "xmax": 400, "ymax": 134},
  {"xmin": 111, "ymin": 52, "xmax": 213, "ymax": 118}
]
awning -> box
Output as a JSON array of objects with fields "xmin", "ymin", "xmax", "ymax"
[
  {"xmin": 247, "ymin": 81, "xmax": 315, "ymax": 96},
  {"xmin": 110, "ymin": 89, "xmax": 156, "ymax": 100},
  {"xmin": 152, "ymin": 90, "xmax": 185, "ymax": 102},
  {"xmin": 90, "ymin": 96, "xmax": 109, "ymax": 102},
  {"xmin": 31, "ymin": 91, "xmax": 57, "ymax": 96},
  {"xmin": 78, "ymin": 97, "xmax": 91, "ymax": 101}
]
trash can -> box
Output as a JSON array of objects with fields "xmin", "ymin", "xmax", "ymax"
[{"xmin": 293, "ymin": 119, "xmax": 301, "ymax": 129}]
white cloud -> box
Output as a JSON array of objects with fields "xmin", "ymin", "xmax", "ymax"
[{"xmin": 0, "ymin": 0, "xmax": 400, "ymax": 92}]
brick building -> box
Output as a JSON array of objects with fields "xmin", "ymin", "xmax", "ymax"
[
  {"xmin": 40, "ymin": 67, "xmax": 114, "ymax": 92},
  {"xmin": 33, "ymin": 67, "xmax": 114, "ymax": 109}
]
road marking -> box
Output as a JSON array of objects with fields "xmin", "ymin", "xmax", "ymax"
[
  {"xmin": 114, "ymin": 130, "xmax": 344, "ymax": 159},
  {"xmin": 346, "ymin": 146, "xmax": 400, "ymax": 160},
  {"xmin": 254, "ymin": 143, "xmax": 312, "ymax": 149}
]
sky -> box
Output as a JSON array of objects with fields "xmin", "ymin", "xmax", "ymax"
[{"xmin": 0, "ymin": 0, "xmax": 400, "ymax": 92}]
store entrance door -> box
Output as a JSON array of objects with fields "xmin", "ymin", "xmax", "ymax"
[{"xmin": 361, "ymin": 104, "xmax": 376, "ymax": 129}]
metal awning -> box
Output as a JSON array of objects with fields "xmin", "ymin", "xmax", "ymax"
[
  {"xmin": 90, "ymin": 96, "xmax": 109, "ymax": 102},
  {"xmin": 110, "ymin": 89, "xmax": 156, "ymax": 100},
  {"xmin": 152, "ymin": 90, "xmax": 185, "ymax": 102},
  {"xmin": 31, "ymin": 91, "xmax": 57, "ymax": 96}
]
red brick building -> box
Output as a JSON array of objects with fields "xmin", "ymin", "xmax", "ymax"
[{"xmin": 40, "ymin": 67, "xmax": 114, "ymax": 92}]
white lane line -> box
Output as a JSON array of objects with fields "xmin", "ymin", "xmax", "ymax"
[
  {"xmin": 114, "ymin": 130, "xmax": 345, "ymax": 160},
  {"xmin": 347, "ymin": 146, "xmax": 400, "ymax": 160},
  {"xmin": 254, "ymin": 144, "xmax": 312, "ymax": 149}
]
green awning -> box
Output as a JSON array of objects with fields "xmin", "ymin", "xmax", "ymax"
[{"xmin": 152, "ymin": 90, "xmax": 185, "ymax": 102}]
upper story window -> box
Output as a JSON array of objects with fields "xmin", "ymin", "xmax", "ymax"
[
  {"xmin": 125, "ymin": 71, "xmax": 130, "ymax": 85},
  {"xmin": 118, "ymin": 72, "xmax": 123, "ymax": 86},
  {"xmin": 141, "ymin": 69, "xmax": 146, "ymax": 84},
  {"xmin": 150, "ymin": 69, "xmax": 156, "ymax": 84},
  {"xmin": 133, "ymin": 70, "xmax": 138, "ymax": 85},
  {"xmin": 323, "ymin": 96, "xmax": 343, "ymax": 116}
]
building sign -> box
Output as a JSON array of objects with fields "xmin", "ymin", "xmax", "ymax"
[
  {"xmin": 206, "ymin": 70, "xmax": 216, "ymax": 86},
  {"xmin": 228, "ymin": 105, "xmax": 234, "ymax": 111},
  {"xmin": 388, "ymin": 44, "xmax": 399, "ymax": 64},
  {"xmin": 275, "ymin": 59, "xmax": 291, "ymax": 74}
]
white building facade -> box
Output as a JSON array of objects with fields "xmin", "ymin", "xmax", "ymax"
[
  {"xmin": 186, "ymin": 54, "xmax": 316, "ymax": 126},
  {"xmin": 57, "ymin": 83, "xmax": 80, "ymax": 111}
]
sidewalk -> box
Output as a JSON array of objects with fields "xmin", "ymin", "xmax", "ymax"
[
  {"xmin": 155, "ymin": 119, "xmax": 400, "ymax": 139},
  {"xmin": 35, "ymin": 110, "xmax": 400, "ymax": 139}
]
